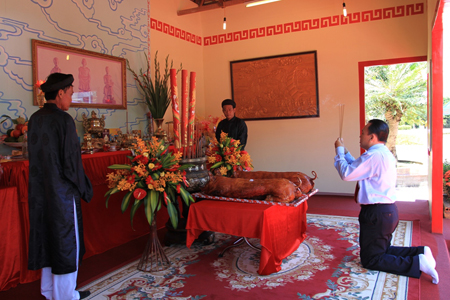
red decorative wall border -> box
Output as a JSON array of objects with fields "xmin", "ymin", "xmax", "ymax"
[
  {"xmin": 149, "ymin": 3, "xmax": 424, "ymax": 47},
  {"xmin": 150, "ymin": 18, "xmax": 202, "ymax": 46},
  {"xmin": 204, "ymin": 2, "xmax": 424, "ymax": 46}
]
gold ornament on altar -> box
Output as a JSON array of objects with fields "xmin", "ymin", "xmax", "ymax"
[
  {"xmin": 82, "ymin": 111, "xmax": 106, "ymax": 138},
  {"xmin": 35, "ymin": 80, "xmax": 46, "ymax": 108}
]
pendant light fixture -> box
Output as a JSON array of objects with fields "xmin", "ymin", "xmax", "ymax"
[
  {"xmin": 245, "ymin": 0, "xmax": 281, "ymax": 8},
  {"xmin": 223, "ymin": 7, "xmax": 226, "ymax": 30},
  {"xmin": 343, "ymin": 2, "xmax": 347, "ymax": 17}
]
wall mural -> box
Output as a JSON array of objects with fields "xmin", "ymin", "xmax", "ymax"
[{"xmin": 0, "ymin": 0, "xmax": 148, "ymax": 153}]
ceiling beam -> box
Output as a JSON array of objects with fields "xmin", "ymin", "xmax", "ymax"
[{"xmin": 178, "ymin": 0, "xmax": 247, "ymax": 16}]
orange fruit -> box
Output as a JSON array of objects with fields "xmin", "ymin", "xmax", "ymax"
[{"xmin": 11, "ymin": 129, "xmax": 21, "ymax": 138}]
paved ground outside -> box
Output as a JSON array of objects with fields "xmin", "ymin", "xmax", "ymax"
[{"xmin": 395, "ymin": 127, "xmax": 450, "ymax": 202}]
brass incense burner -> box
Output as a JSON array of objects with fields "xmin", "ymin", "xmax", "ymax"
[{"xmin": 82, "ymin": 111, "xmax": 105, "ymax": 138}]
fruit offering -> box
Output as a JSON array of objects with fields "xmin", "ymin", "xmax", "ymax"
[{"xmin": 1, "ymin": 115, "xmax": 28, "ymax": 143}]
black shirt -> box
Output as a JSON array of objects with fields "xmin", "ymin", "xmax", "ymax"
[{"xmin": 215, "ymin": 116, "xmax": 248, "ymax": 150}]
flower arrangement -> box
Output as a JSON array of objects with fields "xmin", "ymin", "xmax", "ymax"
[
  {"xmin": 206, "ymin": 132, "xmax": 253, "ymax": 177},
  {"xmin": 126, "ymin": 52, "xmax": 181, "ymax": 119},
  {"xmin": 105, "ymin": 137, "xmax": 194, "ymax": 229},
  {"xmin": 197, "ymin": 115, "xmax": 223, "ymax": 143}
]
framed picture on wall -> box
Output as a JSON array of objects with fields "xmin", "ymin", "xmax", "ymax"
[
  {"xmin": 32, "ymin": 39, "xmax": 127, "ymax": 109},
  {"xmin": 230, "ymin": 51, "xmax": 319, "ymax": 121}
]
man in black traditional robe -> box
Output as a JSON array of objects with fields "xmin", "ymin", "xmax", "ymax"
[
  {"xmin": 215, "ymin": 99, "xmax": 248, "ymax": 149},
  {"xmin": 28, "ymin": 73, "xmax": 93, "ymax": 300}
]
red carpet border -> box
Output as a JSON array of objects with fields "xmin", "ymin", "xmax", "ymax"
[{"xmin": 80, "ymin": 214, "xmax": 417, "ymax": 300}]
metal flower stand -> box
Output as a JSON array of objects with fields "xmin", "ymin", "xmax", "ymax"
[{"xmin": 137, "ymin": 217, "xmax": 171, "ymax": 272}]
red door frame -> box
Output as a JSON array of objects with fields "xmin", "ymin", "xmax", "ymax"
[{"xmin": 429, "ymin": 0, "xmax": 448, "ymax": 233}]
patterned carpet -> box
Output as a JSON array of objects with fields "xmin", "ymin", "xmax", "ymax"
[{"xmin": 80, "ymin": 214, "xmax": 418, "ymax": 300}]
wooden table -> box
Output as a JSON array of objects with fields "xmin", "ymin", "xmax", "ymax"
[{"xmin": 186, "ymin": 199, "xmax": 308, "ymax": 275}]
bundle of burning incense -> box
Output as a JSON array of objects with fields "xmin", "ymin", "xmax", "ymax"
[{"xmin": 338, "ymin": 104, "xmax": 345, "ymax": 138}]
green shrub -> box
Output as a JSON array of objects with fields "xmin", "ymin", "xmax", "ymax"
[
  {"xmin": 444, "ymin": 160, "xmax": 450, "ymax": 176},
  {"xmin": 398, "ymin": 125, "xmax": 412, "ymax": 130}
]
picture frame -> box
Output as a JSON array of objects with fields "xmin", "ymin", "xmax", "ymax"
[
  {"xmin": 230, "ymin": 51, "xmax": 319, "ymax": 121},
  {"xmin": 32, "ymin": 39, "xmax": 127, "ymax": 109}
]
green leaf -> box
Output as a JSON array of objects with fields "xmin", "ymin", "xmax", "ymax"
[
  {"xmin": 130, "ymin": 200, "xmax": 143, "ymax": 230},
  {"xmin": 121, "ymin": 192, "xmax": 133, "ymax": 213},
  {"xmin": 211, "ymin": 161, "xmax": 224, "ymax": 169},
  {"xmin": 167, "ymin": 201, "xmax": 178, "ymax": 229},
  {"xmin": 150, "ymin": 190, "xmax": 159, "ymax": 213},
  {"xmin": 105, "ymin": 187, "xmax": 119, "ymax": 208},
  {"xmin": 107, "ymin": 164, "xmax": 132, "ymax": 170},
  {"xmin": 179, "ymin": 185, "xmax": 195, "ymax": 206},
  {"xmin": 157, "ymin": 199, "xmax": 161, "ymax": 211},
  {"xmin": 136, "ymin": 181, "xmax": 146, "ymax": 188},
  {"xmin": 143, "ymin": 194, "xmax": 153, "ymax": 226}
]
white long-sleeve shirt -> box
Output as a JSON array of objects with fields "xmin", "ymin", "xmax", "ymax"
[{"xmin": 334, "ymin": 143, "xmax": 397, "ymax": 204}]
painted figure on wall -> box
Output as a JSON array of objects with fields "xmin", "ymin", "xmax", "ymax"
[
  {"xmin": 78, "ymin": 58, "xmax": 91, "ymax": 103},
  {"xmin": 50, "ymin": 57, "xmax": 61, "ymax": 74},
  {"xmin": 103, "ymin": 66, "xmax": 114, "ymax": 104},
  {"xmin": 78, "ymin": 59, "xmax": 91, "ymax": 92}
]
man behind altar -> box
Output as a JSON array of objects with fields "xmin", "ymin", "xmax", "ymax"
[
  {"xmin": 28, "ymin": 73, "xmax": 93, "ymax": 299},
  {"xmin": 333, "ymin": 119, "xmax": 439, "ymax": 284},
  {"xmin": 215, "ymin": 99, "xmax": 248, "ymax": 150}
]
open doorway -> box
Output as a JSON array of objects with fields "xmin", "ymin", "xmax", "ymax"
[
  {"xmin": 365, "ymin": 61, "xmax": 428, "ymax": 201},
  {"xmin": 358, "ymin": 56, "xmax": 427, "ymax": 202}
]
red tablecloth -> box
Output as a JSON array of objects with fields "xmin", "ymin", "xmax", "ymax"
[
  {"xmin": 186, "ymin": 200, "xmax": 308, "ymax": 275},
  {"xmin": 0, "ymin": 151, "xmax": 163, "ymax": 291}
]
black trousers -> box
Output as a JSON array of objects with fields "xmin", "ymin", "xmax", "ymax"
[{"xmin": 358, "ymin": 203, "xmax": 422, "ymax": 278}]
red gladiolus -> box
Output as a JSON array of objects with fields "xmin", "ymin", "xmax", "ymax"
[
  {"xmin": 177, "ymin": 184, "xmax": 181, "ymax": 193},
  {"xmin": 241, "ymin": 150, "xmax": 248, "ymax": 155},
  {"xmin": 133, "ymin": 188, "xmax": 146, "ymax": 200},
  {"xmin": 216, "ymin": 155, "xmax": 222, "ymax": 162}
]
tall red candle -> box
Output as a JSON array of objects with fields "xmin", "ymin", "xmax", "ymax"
[
  {"xmin": 188, "ymin": 72, "xmax": 196, "ymax": 148},
  {"xmin": 170, "ymin": 69, "xmax": 180, "ymax": 149},
  {"xmin": 181, "ymin": 69, "xmax": 189, "ymax": 148}
]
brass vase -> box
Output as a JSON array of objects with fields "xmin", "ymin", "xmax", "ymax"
[
  {"xmin": 137, "ymin": 216, "xmax": 171, "ymax": 272},
  {"xmin": 153, "ymin": 118, "xmax": 168, "ymax": 143}
]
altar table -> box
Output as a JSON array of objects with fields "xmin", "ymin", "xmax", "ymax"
[
  {"xmin": 0, "ymin": 151, "xmax": 159, "ymax": 291},
  {"xmin": 186, "ymin": 199, "xmax": 308, "ymax": 275}
]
